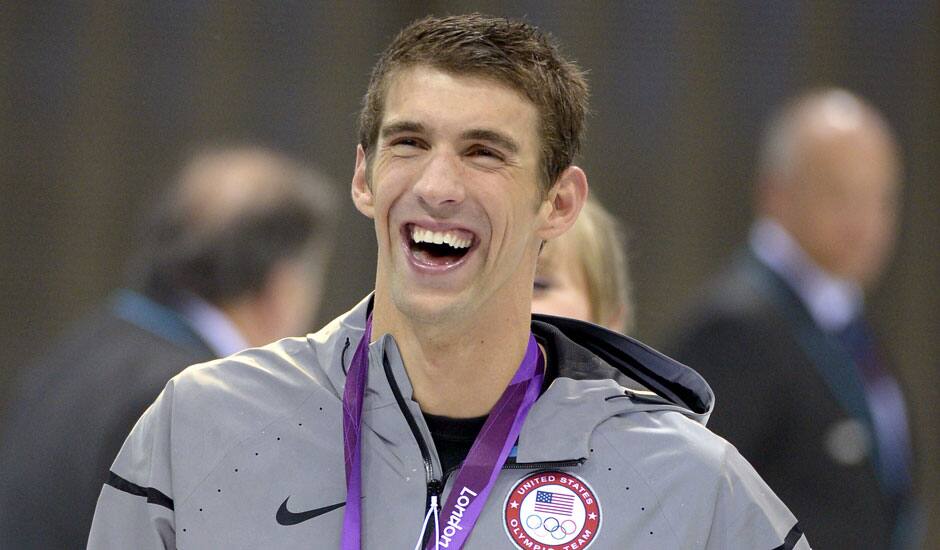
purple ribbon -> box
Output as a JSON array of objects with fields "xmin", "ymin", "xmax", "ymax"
[
  {"xmin": 340, "ymin": 314, "xmax": 544, "ymax": 550},
  {"xmin": 340, "ymin": 315, "xmax": 372, "ymax": 550},
  {"xmin": 426, "ymin": 335, "xmax": 543, "ymax": 550}
]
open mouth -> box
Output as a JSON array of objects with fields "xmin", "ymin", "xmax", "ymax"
[{"xmin": 405, "ymin": 223, "xmax": 475, "ymax": 267}]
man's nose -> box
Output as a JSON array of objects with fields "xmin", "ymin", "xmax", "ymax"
[{"xmin": 413, "ymin": 152, "xmax": 466, "ymax": 210}]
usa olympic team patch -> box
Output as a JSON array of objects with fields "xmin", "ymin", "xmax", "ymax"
[{"xmin": 503, "ymin": 470, "xmax": 601, "ymax": 549}]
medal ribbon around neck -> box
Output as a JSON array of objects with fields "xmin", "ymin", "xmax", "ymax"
[
  {"xmin": 340, "ymin": 314, "xmax": 544, "ymax": 550},
  {"xmin": 424, "ymin": 334, "xmax": 543, "ymax": 550},
  {"xmin": 340, "ymin": 313, "xmax": 372, "ymax": 550}
]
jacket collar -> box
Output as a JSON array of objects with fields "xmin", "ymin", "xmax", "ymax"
[
  {"xmin": 517, "ymin": 318, "xmax": 713, "ymax": 462},
  {"xmin": 328, "ymin": 295, "xmax": 714, "ymax": 465},
  {"xmin": 532, "ymin": 316, "xmax": 713, "ymax": 417}
]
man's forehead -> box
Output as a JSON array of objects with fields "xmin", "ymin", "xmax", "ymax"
[
  {"xmin": 803, "ymin": 127, "xmax": 899, "ymax": 174},
  {"xmin": 380, "ymin": 66, "xmax": 540, "ymax": 146},
  {"xmin": 384, "ymin": 64, "xmax": 529, "ymax": 101}
]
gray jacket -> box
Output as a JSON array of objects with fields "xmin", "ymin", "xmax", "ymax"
[{"xmin": 88, "ymin": 295, "xmax": 810, "ymax": 549}]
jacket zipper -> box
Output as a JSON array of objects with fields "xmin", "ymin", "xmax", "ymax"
[
  {"xmin": 501, "ymin": 458, "xmax": 585, "ymax": 470},
  {"xmin": 382, "ymin": 355, "xmax": 590, "ymax": 547},
  {"xmin": 440, "ymin": 458, "xmax": 585, "ymax": 482},
  {"xmin": 436, "ymin": 458, "xmax": 586, "ymax": 500},
  {"xmin": 382, "ymin": 355, "xmax": 442, "ymax": 547}
]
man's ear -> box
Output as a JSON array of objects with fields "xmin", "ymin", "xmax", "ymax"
[
  {"xmin": 351, "ymin": 144, "xmax": 375, "ymax": 219},
  {"xmin": 537, "ymin": 165, "xmax": 588, "ymax": 241}
]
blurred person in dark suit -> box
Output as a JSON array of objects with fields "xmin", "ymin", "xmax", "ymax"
[
  {"xmin": 532, "ymin": 196, "xmax": 634, "ymax": 334},
  {"xmin": 0, "ymin": 145, "xmax": 337, "ymax": 549},
  {"xmin": 666, "ymin": 89, "xmax": 919, "ymax": 549}
]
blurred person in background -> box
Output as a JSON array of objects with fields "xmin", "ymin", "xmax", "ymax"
[
  {"xmin": 532, "ymin": 196, "xmax": 634, "ymax": 334},
  {"xmin": 666, "ymin": 89, "xmax": 919, "ymax": 549},
  {"xmin": 0, "ymin": 145, "xmax": 337, "ymax": 549}
]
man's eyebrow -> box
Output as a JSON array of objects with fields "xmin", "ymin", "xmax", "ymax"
[
  {"xmin": 380, "ymin": 121, "xmax": 425, "ymax": 139},
  {"xmin": 461, "ymin": 129, "xmax": 520, "ymax": 154}
]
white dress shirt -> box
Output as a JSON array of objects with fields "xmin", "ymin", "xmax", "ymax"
[
  {"xmin": 749, "ymin": 217, "xmax": 863, "ymax": 333},
  {"xmin": 178, "ymin": 293, "xmax": 250, "ymax": 358}
]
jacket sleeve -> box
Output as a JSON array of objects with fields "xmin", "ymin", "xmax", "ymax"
[
  {"xmin": 87, "ymin": 381, "xmax": 178, "ymax": 549},
  {"xmin": 705, "ymin": 444, "xmax": 811, "ymax": 550}
]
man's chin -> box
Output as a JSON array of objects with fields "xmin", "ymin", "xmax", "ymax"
[{"xmin": 391, "ymin": 288, "xmax": 473, "ymax": 326}]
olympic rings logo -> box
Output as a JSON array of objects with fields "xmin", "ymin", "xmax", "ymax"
[
  {"xmin": 503, "ymin": 471, "xmax": 601, "ymax": 549},
  {"xmin": 525, "ymin": 514, "xmax": 578, "ymax": 540}
]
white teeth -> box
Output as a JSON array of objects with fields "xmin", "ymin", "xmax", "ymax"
[{"xmin": 411, "ymin": 226, "xmax": 471, "ymax": 249}]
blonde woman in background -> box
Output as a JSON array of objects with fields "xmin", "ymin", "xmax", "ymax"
[{"xmin": 532, "ymin": 196, "xmax": 634, "ymax": 333}]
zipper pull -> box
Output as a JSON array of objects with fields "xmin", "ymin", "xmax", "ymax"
[
  {"xmin": 414, "ymin": 493, "xmax": 440, "ymax": 550},
  {"xmin": 431, "ymin": 495, "xmax": 440, "ymax": 550},
  {"xmin": 428, "ymin": 480, "xmax": 443, "ymax": 509}
]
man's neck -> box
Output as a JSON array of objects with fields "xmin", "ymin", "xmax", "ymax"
[{"xmin": 371, "ymin": 299, "xmax": 532, "ymax": 418}]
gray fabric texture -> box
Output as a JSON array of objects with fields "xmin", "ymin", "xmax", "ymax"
[{"xmin": 88, "ymin": 295, "xmax": 809, "ymax": 549}]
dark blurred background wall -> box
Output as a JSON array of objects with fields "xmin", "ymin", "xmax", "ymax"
[{"xmin": 2, "ymin": 1, "xmax": 937, "ymax": 543}]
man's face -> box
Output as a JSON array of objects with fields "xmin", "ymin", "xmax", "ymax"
[
  {"xmin": 352, "ymin": 66, "xmax": 552, "ymax": 324},
  {"xmin": 779, "ymin": 126, "xmax": 901, "ymax": 287}
]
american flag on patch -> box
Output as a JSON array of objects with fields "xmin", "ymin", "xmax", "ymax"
[{"xmin": 533, "ymin": 490, "xmax": 575, "ymax": 516}]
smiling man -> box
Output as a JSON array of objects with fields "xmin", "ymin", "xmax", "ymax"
[{"xmin": 88, "ymin": 15, "xmax": 808, "ymax": 549}]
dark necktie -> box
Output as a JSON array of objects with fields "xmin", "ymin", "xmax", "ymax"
[{"xmin": 835, "ymin": 316, "xmax": 912, "ymax": 496}]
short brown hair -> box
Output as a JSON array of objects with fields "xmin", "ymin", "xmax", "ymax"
[{"xmin": 358, "ymin": 13, "xmax": 589, "ymax": 191}]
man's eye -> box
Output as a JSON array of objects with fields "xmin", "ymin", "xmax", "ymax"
[
  {"xmin": 468, "ymin": 145, "xmax": 503, "ymax": 160},
  {"xmin": 533, "ymin": 278, "xmax": 551, "ymax": 292},
  {"xmin": 388, "ymin": 138, "xmax": 426, "ymax": 157},
  {"xmin": 391, "ymin": 138, "xmax": 420, "ymax": 148}
]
